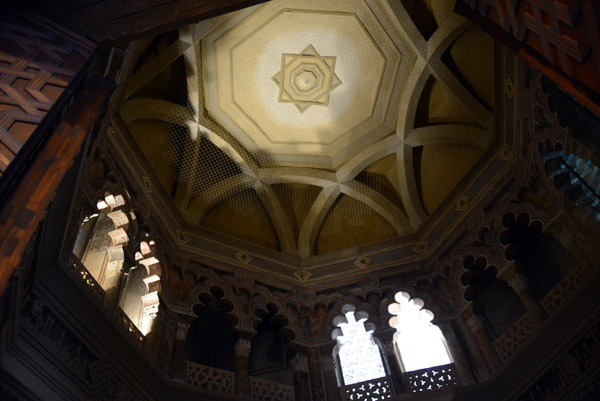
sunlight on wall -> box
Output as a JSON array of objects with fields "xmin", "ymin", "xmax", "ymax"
[
  {"xmin": 389, "ymin": 293, "xmax": 451, "ymax": 372},
  {"xmin": 336, "ymin": 311, "xmax": 386, "ymax": 385}
]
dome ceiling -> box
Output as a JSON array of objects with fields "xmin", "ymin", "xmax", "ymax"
[
  {"xmin": 116, "ymin": 0, "xmax": 498, "ymax": 271},
  {"xmin": 201, "ymin": 1, "xmax": 406, "ymax": 168}
]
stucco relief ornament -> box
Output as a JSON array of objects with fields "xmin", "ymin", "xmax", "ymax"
[{"xmin": 272, "ymin": 44, "xmax": 342, "ymax": 112}]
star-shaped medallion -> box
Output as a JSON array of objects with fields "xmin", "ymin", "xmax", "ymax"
[{"xmin": 272, "ymin": 44, "xmax": 342, "ymax": 113}]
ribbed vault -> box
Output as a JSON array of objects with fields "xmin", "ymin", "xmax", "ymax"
[{"xmin": 118, "ymin": 0, "xmax": 496, "ymax": 258}]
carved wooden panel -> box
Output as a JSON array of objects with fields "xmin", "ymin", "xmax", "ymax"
[
  {"xmin": 0, "ymin": 76, "xmax": 114, "ymax": 297},
  {"xmin": 0, "ymin": 12, "xmax": 94, "ymax": 177},
  {"xmin": 455, "ymin": 0, "xmax": 600, "ymax": 114}
]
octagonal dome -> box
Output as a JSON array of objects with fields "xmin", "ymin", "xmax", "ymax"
[
  {"xmin": 118, "ymin": 0, "xmax": 498, "ymax": 267},
  {"xmin": 202, "ymin": 0, "xmax": 408, "ymax": 169}
]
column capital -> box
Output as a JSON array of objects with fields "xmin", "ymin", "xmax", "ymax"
[
  {"xmin": 380, "ymin": 341, "xmax": 396, "ymax": 357},
  {"xmin": 320, "ymin": 355, "xmax": 336, "ymax": 373},
  {"xmin": 290, "ymin": 354, "xmax": 309, "ymax": 373},
  {"xmin": 175, "ymin": 320, "xmax": 191, "ymax": 341},
  {"xmin": 465, "ymin": 314, "xmax": 485, "ymax": 331},
  {"xmin": 507, "ymin": 272, "xmax": 529, "ymax": 292},
  {"xmin": 235, "ymin": 338, "xmax": 252, "ymax": 357}
]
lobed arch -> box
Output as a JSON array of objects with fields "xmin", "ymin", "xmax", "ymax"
[
  {"xmin": 71, "ymin": 191, "xmax": 164, "ymax": 336},
  {"xmin": 185, "ymin": 276, "xmax": 299, "ymax": 343},
  {"xmin": 386, "ymin": 290, "xmax": 453, "ymax": 374},
  {"xmin": 330, "ymin": 303, "xmax": 388, "ymax": 387},
  {"xmin": 499, "ymin": 211, "xmax": 578, "ymax": 303},
  {"xmin": 460, "ymin": 254, "xmax": 526, "ymax": 340},
  {"xmin": 185, "ymin": 288, "xmax": 240, "ymax": 371},
  {"xmin": 386, "ymin": 290, "xmax": 438, "ymax": 330}
]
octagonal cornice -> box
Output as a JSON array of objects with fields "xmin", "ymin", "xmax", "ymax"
[{"xmin": 110, "ymin": 0, "xmax": 516, "ymax": 291}]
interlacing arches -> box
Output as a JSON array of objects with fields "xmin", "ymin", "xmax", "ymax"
[
  {"xmin": 171, "ymin": 265, "xmax": 450, "ymax": 344},
  {"xmin": 184, "ymin": 270, "xmax": 299, "ymax": 341},
  {"xmin": 118, "ymin": 0, "xmax": 494, "ymax": 257}
]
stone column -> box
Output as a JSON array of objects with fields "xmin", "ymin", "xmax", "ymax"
[
  {"xmin": 320, "ymin": 355, "xmax": 341, "ymax": 401},
  {"xmin": 234, "ymin": 338, "xmax": 252, "ymax": 396},
  {"xmin": 290, "ymin": 354, "xmax": 311, "ymax": 401},
  {"xmin": 374, "ymin": 329, "xmax": 406, "ymax": 395},
  {"xmin": 170, "ymin": 318, "xmax": 191, "ymax": 381},
  {"xmin": 465, "ymin": 314, "xmax": 500, "ymax": 372},
  {"xmin": 435, "ymin": 319, "xmax": 476, "ymax": 385},
  {"xmin": 158, "ymin": 310, "xmax": 177, "ymax": 377},
  {"xmin": 505, "ymin": 272, "xmax": 547, "ymax": 327},
  {"xmin": 319, "ymin": 342, "xmax": 341, "ymax": 401},
  {"xmin": 308, "ymin": 347, "xmax": 327, "ymax": 401}
]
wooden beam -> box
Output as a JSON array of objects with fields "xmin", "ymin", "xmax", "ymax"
[
  {"xmin": 0, "ymin": 76, "xmax": 115, "ymax": 296},
  {"xmin": 454, "ymin": 0, "xmax": 600, "ymax": 117},
  {"xmin": 24, "ymin": 0, "xmax": 270, "ymax": 46}
]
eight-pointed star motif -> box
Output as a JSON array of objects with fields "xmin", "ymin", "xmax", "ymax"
[{"xmin": 272, "ymin": 44, "xmax": 342, "ymax": 113}]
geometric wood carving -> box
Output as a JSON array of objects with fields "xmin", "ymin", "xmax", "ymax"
[
  {"xmin": 455, "ymin": 0, "xmax": 600, "ymax": 115},
  {"xmin": 0, "ymin": 12, "xmax": 94, "ymax": 177},
  {"xmin": 0, "ymin": 76, "xmax": 114, "ymax": 297}
]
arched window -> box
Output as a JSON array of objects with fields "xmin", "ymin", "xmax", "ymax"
[
  {"xmin": 71, "ymin": 193, "xmax": 162, "ymax": 336},
  {"xmin": 388, "ymin": 292, "xmax": 451, "ymax": 372},
  {"xmin": 332, "ymin": 305, "xmax": 386, "ymax": 385}
]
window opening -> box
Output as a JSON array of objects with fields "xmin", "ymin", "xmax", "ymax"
[
  {"xmin": 334, "ymin": 309, "xmax": 386, "ymax": 385},
  {"xmin": 388, "ymin": 292, "xmax": 451, "ymax": 372}
]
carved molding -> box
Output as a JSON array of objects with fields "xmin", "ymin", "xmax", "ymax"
[{"xmin": 0, "ymin": 12, "xmax": 94, "ymax": 176}]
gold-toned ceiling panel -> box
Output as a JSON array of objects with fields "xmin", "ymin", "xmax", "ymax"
[
  {"xmin": 447, "ymin": 25, "xmax": 495, "ymax": 110},
  {"xmin": 271, "ymin": 183, "xmax": 322, "ymax": 243},
  {"xmin": 117, "ymin": 0, "xmax": 497, "ymax": 259},
  {"xmin": 128, "ymin": 119, "xmax": 177, "ymax": 195},
  {"xmin": 315, "ymin": 194, "xmax": 397, "ymax": 255},
  {"xmin": 419, "ymin": 143, "xmax": 484, "ymax": 215},
  {"xmin": 201, "ymin": 188, "xmax": 280, "ymax": 251}
]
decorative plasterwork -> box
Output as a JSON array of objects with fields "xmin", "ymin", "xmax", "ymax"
[
  {"xmin": 272, "ymin": 44, "xmax": 342, "ymax": 112},
  {"xmin": 201, "ymin": 0, "xmax": 406, "ymax": 169},
  {"xmin": 114, "ymin": 0, "xmax": 506, "ymax": 285}
]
